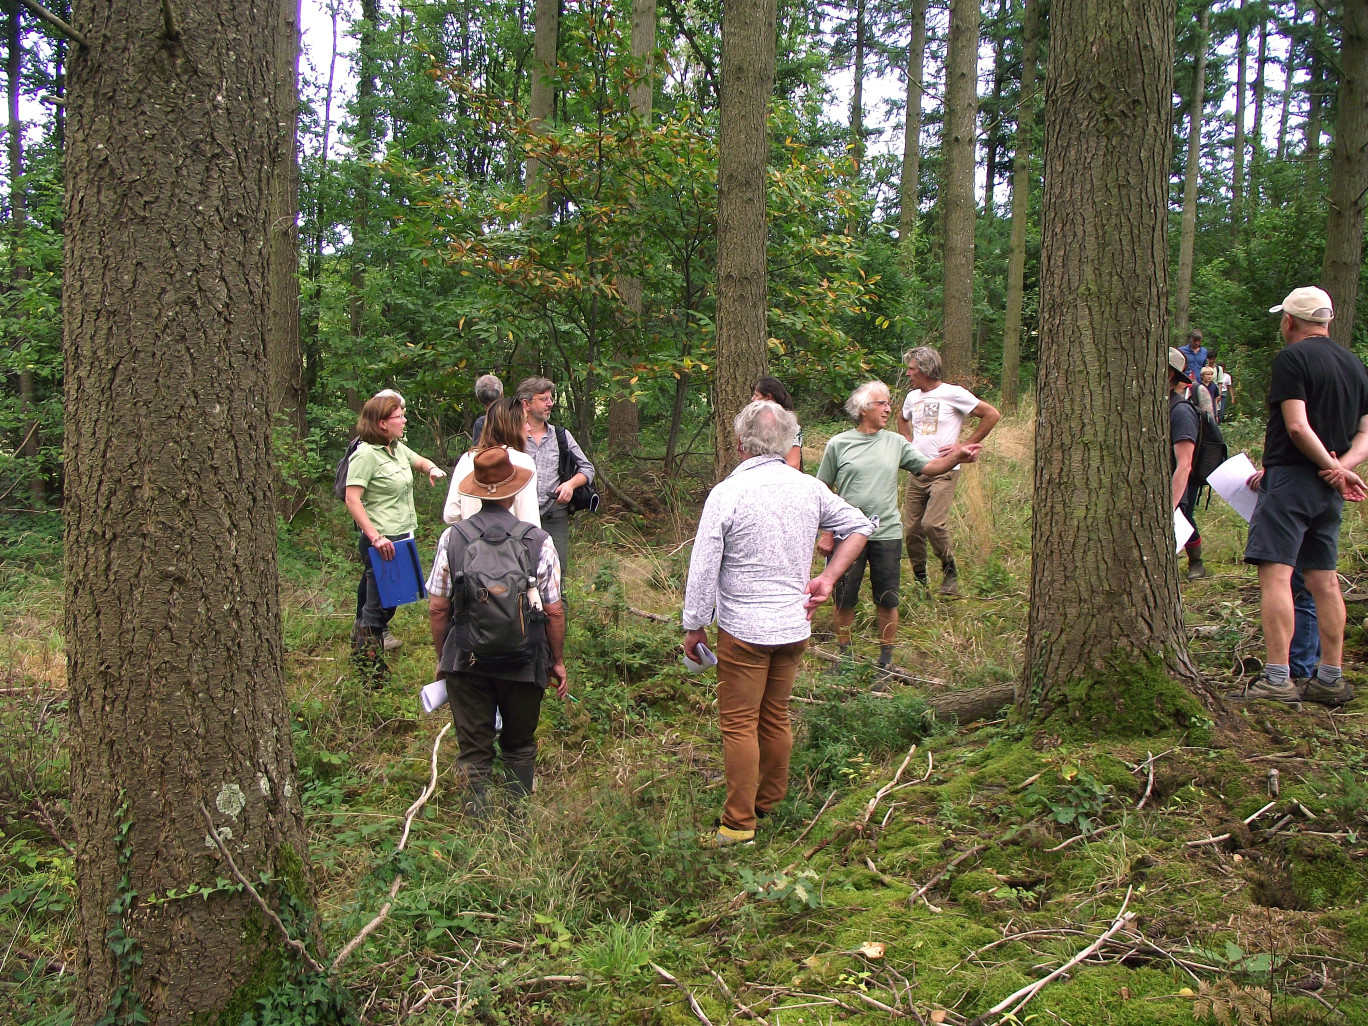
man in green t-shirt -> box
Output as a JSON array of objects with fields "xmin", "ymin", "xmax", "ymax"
[{"xmin": 816, "ymin": 381, "xmax": 982, "ymax": 675}]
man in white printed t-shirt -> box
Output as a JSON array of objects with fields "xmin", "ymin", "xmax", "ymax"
[{"xmin": 896, "ymin": 346, "xmax": 1001, "ymax": 596}]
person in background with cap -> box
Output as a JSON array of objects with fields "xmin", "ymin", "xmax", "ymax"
[
  {"xmin": 1169, "ymin": 347, "xmax": 1207, "ymax": 580},
  {"xmin": 1238, "ymin": 286, "xmax": 1368, "ymax": 707},
  {"xmin": 427, "ymin": 447, "xmax": 567, "ymax": 812}
]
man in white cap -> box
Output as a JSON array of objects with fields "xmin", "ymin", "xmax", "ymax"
[{"xmin": 1239, "ymin": 287, "xmax": 1368, "ymax": 707}]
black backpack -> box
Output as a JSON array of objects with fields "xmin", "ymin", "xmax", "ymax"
[
  {"xmin": 1170, "ymin": 391, "xmax": 1227, "ymax": 488},
  {"xmin": 553, "ymin": 426, "xmax": 601, "ymax": 513},
  {"xmin": 333, "ymin": 437, "xmax": 362, "ymax": 500},
  {"xmin": 444, "ymin": 517, "xmax": 547, "ymax": 671}
]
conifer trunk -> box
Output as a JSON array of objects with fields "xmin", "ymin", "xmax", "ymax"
[
  {"xmin": 1306, "ymin": 6, "xmax": 1324, "ymax": 157},
  {"xmin": 1173, "ymin": 4, "xmax": 1209, "ymax": 342},
  {"xmin": 899, "ymin": 0, "xmax": 928, "ymax": 272},
  {"xmin": 1249, "ymin": 12, "xmax": 1267, "ymax": 211},
  {"xmin": 1231, "ymin": 0, "xmax": 1247, "ymax": 237},
  {"xmin": 64, "ymin": 1, "xmax": 319, "ymax": 1020},
  {"xmin": 349, "ymin": 0, "xmax": 380, "ymax": 341},
  {"xmin": 1277, "ymin": 11, "xmax": 1296, "ymax": 161},
  {"xmin": 941, "ymin": 0, "xmax": 979, "ymax": 380},
  {"xmin": 1023, "ymin": 0, "xmax": 1211, "ymax": 723},
  {"xmin": 982, "ymin": 0, "xmax": 1008, "ymax": 220},
  {"xmin": 1001, "ymin": 0, "xmax": 1039, "ymax": 410},
  {"xmin": 268, "ymin": 0, "xmax": 306, "ymax": 453},
  {"xmin": 714, "ymin": 0, "xmax": 777, "ymax": 479},
  {"xmin": 1323, "ymin": 0, "xmax": 1368, "ymax": 347}
]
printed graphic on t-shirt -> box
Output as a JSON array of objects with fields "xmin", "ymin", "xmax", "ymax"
[{"xmin": 917, "ymin": 401, "xmax": 940, "ymax": 435}]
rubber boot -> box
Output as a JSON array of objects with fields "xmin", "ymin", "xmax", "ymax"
[
  {"xmin": 910, "ymin": 562, "xmax": 929, "ymax": 588},
  {"xmin": 351, "ymin": 626, "xmax": 390, "ymax": 686},
  {"xmin": 938, "ymin": 558, "xmax": 959, "ymax": 597},
  {"xmin": 1186, "ymin": 544, "xmax": 1208, "ymax": 581},
  {"xmin": 463, "ymin": 775, "xmax": 493, "ymax": 818},
  {"xmin": 504, "ymin": 762, "xmax": 536, "ymax": 800}
]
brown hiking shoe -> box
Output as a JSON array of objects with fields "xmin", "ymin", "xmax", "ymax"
[{"xmin": 1301, "ymin": 678, "xmax": 1355, "ymax": 708}]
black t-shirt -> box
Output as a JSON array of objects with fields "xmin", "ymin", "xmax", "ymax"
[
  {"xmin": 1169, "ymin": 392, "xmax": 1199, "ymax": 473},
  {"xmin": 1263, "ymin": 337, "xmax": 1368, "ymax": 467}
]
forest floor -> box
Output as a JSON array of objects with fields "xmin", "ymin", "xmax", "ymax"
[{"xmin": 4, "ymin": 408, "xmax": 1368, "ymax": 1025}]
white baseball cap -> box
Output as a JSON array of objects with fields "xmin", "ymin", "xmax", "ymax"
[{"xmin": 1270, "ymin": 286, "xmax": 1334, "ymax": 323}]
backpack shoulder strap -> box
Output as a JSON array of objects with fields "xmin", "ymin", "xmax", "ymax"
[
  {"xmin": 508, "ymin": 519, "xmax": 546, "ymax": 572},
  {"xmin": 448, "ymin": 519, "xmax": 481, "ymax": 574}
]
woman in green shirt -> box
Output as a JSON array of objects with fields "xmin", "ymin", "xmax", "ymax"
[{"xmin": 344, "ymin": 393, "xmax": 446, "ymax": 680}]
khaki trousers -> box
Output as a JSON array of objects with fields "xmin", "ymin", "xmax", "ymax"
[
  {"xmin": 715, "ymin": 629, "xmax": 807, "ymax": 832},
  {"xmin": 904, "ymin": 470, "xmax": 959, "ymax": 569}
]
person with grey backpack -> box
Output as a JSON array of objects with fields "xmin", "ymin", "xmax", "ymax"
[{"xmin": 426, "ymin": 447, "xmax": 568, "ymax": 814}]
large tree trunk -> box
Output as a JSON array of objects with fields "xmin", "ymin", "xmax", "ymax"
[
  {"xmin": 607, "ymin": 0, "xmax": 657, "ymax": 454},
  {"xmin": 898, "ymin": 0, "xmax": 928, "ymax": 273},
  {"xmin": 268, "ymin": 0, "xmax": 306, "ymax": 456},
  {"xmin": 525, "ymin": 0, "xmax": 559, "ymax": 214},
  {"xmin": 64, "ymin": 2, "xmax": 321, "ymax": 1022},
  {"xmin": 1173, "ymin": 4, "xmax": 1209, "ymax": 343},
  {"xmin": 1323, "ymin": 0, "xmax": 1368, "ymax": 347},
  {"xmin": 1023, "ymin": 0, "xmax": 1214, "ymax": 724},
  {"xmin": 1231, "ymin": 0, "xmax": 1247, "ymax": 238},
  {"xmin": 713, "ymin": 0, "xmax": 777, "ymax": 479},
  {"xmin": 1001, "ymin": 0, "xmax": 1039, "ymax": 411},
  {"xmin": 940, "ymin": 0, "xmax": 979, "ymax": 381},
  {"xmin": 7, "ymin": 0, "xmax": 43, "ymax": 504}
]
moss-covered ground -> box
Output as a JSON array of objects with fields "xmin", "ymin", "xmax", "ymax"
[{"xmin": 3, "ymin": 409, "xmax": 1368, "ymax": 1023}]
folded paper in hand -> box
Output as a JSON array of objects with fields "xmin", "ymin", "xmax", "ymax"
[
  {"xmin": 682, "ymin": 642, "xmax": 719, "ymax": 673},
  {"xmin": 1206, "ymin": 452, "xmax": 1259, "ymax": 523},
  {"xmin": 1174, "ymin": 508, "xmax": 1195, "ymax": 553},
  {"xmin": 421, "ymin": 679, "xmax": 448, "ymax": 714}
]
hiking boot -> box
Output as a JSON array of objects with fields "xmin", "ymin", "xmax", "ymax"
[
  {"xmin": 701, "ymin": 825, "xmax": 755, "ymax": 848},
  {"xmin": 911, "ymin": 563, "xmax": 929, "ymax": 588},
  {"xmin": 1301, "ymin": 678, "xmax": 1355, "ymax": 708},
  {"xmin": 938, "ymin": 570, "xmax": 959, "ymax": 597},
  {"xmin": 382, "ymin": 630, "xmax": 403, "ymax": 652},
  {"xmin": 1228, "ymin": 678, "xmax": 1302, "ymax": 707}
]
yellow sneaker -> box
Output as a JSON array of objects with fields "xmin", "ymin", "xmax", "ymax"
[{"xmin": 702, "ymin": 825, "xmax": 755, "ymax": 848}]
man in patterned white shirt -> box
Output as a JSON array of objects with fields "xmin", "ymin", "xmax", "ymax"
[
  {"xmin": 682, "ymin": 401, "xmax": 874, "ymax": 847},
  {"xmin": 427, "ymin": 447, "xmax": 567, "ymax": 812}
]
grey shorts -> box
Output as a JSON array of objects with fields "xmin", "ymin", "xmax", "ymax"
[
  {"xmin": 1244, "ymin": 464, "xmax": 1344, "ymax": 571},
  {"xmin": 834, "ymin": 538, "xmax": 902, "ymax": 610}
]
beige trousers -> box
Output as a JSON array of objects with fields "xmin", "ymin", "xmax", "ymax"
[{"xmin": 903, "ymin": 470, "xmax": 959, "ymax": 569}]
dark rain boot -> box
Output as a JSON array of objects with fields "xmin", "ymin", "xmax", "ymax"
[
  {"xmin": 938, "ymin": 558, "xmax": 959, "ymax": 597},
  {"xmin": 351, "ymin": 626, "xmax": 390, "ymax": 686},
  {"xmin": 1186, "ymin": 544, "xmax": 1208, "ymax": 581},
  {"xmin": 911, "ymin": 563, "xmax": 929, "ymax": 588}
]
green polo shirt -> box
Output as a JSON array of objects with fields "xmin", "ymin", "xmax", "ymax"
[
  {"xmin": 346, "ymin": 440, "xmax": 419, "ymax": 536},
  {"xmin": 815, "ymin": 429, "xmax": 929, "ymax": 542}
]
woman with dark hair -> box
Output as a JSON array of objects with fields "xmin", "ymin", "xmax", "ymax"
[
  {"xmin": 443, "ymin": 397, "xmax": 541, "ymax": 526},
  {"xmin": 345, "ymin": 392, "xmax": 447, "ymax": 680},
  {"xmin": 752, "ymin": 376, "xmax": 803, "ymax": 470}
]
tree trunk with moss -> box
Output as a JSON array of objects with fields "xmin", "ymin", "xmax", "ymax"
[
  {"xmin": 1021, "ymin": 0, "xmax": 1218, "ymax": 730},
  {"xmin": 940, "ymin": 0, "xmax": 979, "ymax": 380},
  {"xmin": 64, "ymin": 2, "xmax": 324, "ymax": 1021},
  {"xmin": 714, "ymin": 0, "xmax": 776, "ymax": 479}
]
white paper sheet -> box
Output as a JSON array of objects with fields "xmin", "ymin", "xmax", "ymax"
[
  {"xmin": 681, "ymin": 641, "xmax": 719, "ymax": 673},
  {"xmin": 421, "ymin": 679, "xmax": 448, "ymax": 714},
  {"xmin": 1206, "ymin": 452, "xmax": 1260, "ymax": 523},
  {"xmin": 1174, "ymin": 508, "xmax": 1195, "ymax": 553}
]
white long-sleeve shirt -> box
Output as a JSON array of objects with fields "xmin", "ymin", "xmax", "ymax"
[
  {"xmin": 442, "ymin": 447, "xmax": 541, "ymax": 527},
  {"xmin": 682, "ymin": 456, "xmax": 874, "ymax": 646}
]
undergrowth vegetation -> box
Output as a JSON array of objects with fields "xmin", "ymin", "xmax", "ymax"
[{"xmin": 3, "ymin": 408, "xmax": 1368, "ymax": 1023}]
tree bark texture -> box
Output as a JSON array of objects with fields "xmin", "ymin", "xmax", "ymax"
[
  {"xmin": 1306, "ymin": 5, "xmax": 1324, "ymax": 157},
  {"xmin": 525, "ymin": 0, "xmax": 559, "ymax": 214},
  {"xmin": 64, "ymin": 2, "xmax": 317, "ymax": 1021},
  {"xmin": 1277, "ymin": 5, "xmax": 1297, "ymax": 161},
  {"xmin": 268, "ymin": 0, "xmax": 305, "ymax": 443},
  {"xmin": 1001, "ymin": 0, "xmax": 1039, "ymax": 410},
  {"xmin": 940, "ymin": 0, "xmax": 979, "ymax": 381},
  {"xmin": 851, "ymin": 0, "xmax": 865, "ymax": 167},
  {"xmin": 898, "ymin": 0, "xmax": 928, "ymax": 272},
  {"xmin": 713, "ymin": 0, "xmax": 776, "ymax": 479},
  {"xmin": 1231, "ymin": 0, "xmax": 1247, "ymax": 236},
  {"xmin": 982, "ymin": 0, "xmax": 1008, "ymax": 219},
  {"xmin": 1024, "ymin": 0, "xmax": 1204, "ymax": 716},
  {"xmin": 607, "ymin": 0, "xmax": 656, "ymax": 453},
  {"xmin": 1173, "ymin": 4, "xmax": 1208, "ymax": 343},
  {"xmin": 1323, "ymin": 0, "xmax": 1368, "ymax": 347}
]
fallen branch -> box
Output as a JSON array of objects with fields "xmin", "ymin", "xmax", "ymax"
[
  {"xmin": 909, "ymin": 843, "xmax": 987, "ymax": 906},
  {"xmin": 331, "ymin": 723, "xmax": 451, "ymax": 972},
  {"xmin": 651, "ymin": 962, "xmax": 714, "ymax": 1026},
  {"xmin": 200, "ymin": 803, "xmax": 324, "ymax": 975},
  {"xmin": 856, "ymin": 991, "xmax": 907, "ymax": 1018},
  {"xmin": 1047, "ymin": 824, "xmax": 1118, "ymax": 852},
  {"xmin": 855, "ymin": 743, "xmax": 918, "ymax": 835},
  {"xmin": 1185, "ymin": 800, "xmax": 1280, "ymax": 848},
  {"xmin": 1135, "ymin": 750, "xmax": 1156, "ymax": 810},
  {"xmin": 707, "ymin": 968, "xmax": 763, "ymax": 1021},
  {"xmin": 593, "ymin": 465, "xmax": 648, "ymax": 517},
  {"xmin": 865, "ymin": 856, "xmax": 901, "ymax": 888},
  {"xmin": 809, "ymin": 646, "xmax": 946, "ymax": 687},
  {"xmin": 787, "ymin": 789, "xmax": 838, "ymax": 851},
  {"xmin": 969, "ymin": 887, "xmax": 1134, "ymax": 1026}
]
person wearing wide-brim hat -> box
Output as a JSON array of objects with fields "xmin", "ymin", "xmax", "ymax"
[{"xmin": 426, "ymin": 446, "xmax": 567, "ymax": 813}]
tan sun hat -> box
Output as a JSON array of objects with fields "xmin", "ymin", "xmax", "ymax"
[
  {"xmin": 1270, "ymin": 286, "xmax": 1334, "ymax": 323},
  {"xmin": 1168, "ymin": 347, "xmax": 1192, "ymax": 385},
  {"xmin": 457, "ymin": 446, "xmax": 532, "ymax": 500}
]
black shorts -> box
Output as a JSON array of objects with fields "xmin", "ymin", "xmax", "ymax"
[
  {"xmin": 1244, "ymin": 464, "xmax": 1344, "ymax": 571},
  {"xmin": 834, "ymin": 538, "xmax": 902, "ymax": 610}
]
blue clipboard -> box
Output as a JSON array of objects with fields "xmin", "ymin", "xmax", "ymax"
[{"xmin": 367, "ymin": 537, "xmax": 428, "ymax": 608}]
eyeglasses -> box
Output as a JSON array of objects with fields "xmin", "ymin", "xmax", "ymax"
[{"xmin": 869, "ymin": 400, "xmax": 892, "ymax": 408}]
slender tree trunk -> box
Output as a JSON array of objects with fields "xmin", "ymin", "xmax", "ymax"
[
  {"xmin": 1023, "ymin": 0, "xmax": 1212, "ymax": 724},
  {"xmin": 52, "ymin": 1, "xmax": 65, "ymax": 147},
  {"xmin": 64, "ymin": 2, "xmax": 322, "ymax": 1021},
  {"xmin": 1232, "ymin": 0, "xmax": 1247, "ymax": 237},
  {"xmin": 350, "ymin": 0, "xmax": 380, "ymax": 342},
  {"xmin": 940, "ymin": 0, "xmax": 979, "ymax": 380},
  {"xmin": 714, "ymin": 0, "xmax": 777, "ymax": 479},
  {"xmin": 982, "ymin": 0, "xmax": 1008, "ymax": 220},
  {"xmin": 525, "ymin": 0, "xmax": 559, "ymax": 213},
  {"xmin": 268, "ymin": 0, "xmax": 306, "ymax": 451},
  {"xmin": 851, "ymin": 0, "xmax": 865, "ymax": 167},
  {"xmin": 1001, "ymin": 0, "xmax": 1039, "ymax": 410},
  {"xmin": 305, "ymin": 0, "xmax": 339, "ymax": 395},
  {"xmin": 1306, "ymin": 5, "xmax": 1324, "ymax": 157},
  {"xmin": 899, "ymin": 0, "xmax": 928, "ymax": 273},
  {"xmin": 607, "ymin": 0, "xmax": 656, "ymax": 453},
  {"xmin": 1173, "ymin": 4, "xmax": 1209, "ymax": 342},
  {"xmin": 1277, "ymin": 10, "xmax": 1297, "ymax": 161},
  {"xmin": 1249, "ymin": 12, "xmax": 1267, "ymax": 211},
  {"xmin": 1323, "ymin": 0, "xmax": 1368, "ymax": 347}
]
